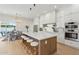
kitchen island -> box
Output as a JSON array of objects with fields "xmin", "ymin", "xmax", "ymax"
[{"xmin": 22, "ymin": 31, "xmax": 57, "ymax": 55}]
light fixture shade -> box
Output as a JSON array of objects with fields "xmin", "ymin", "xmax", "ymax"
[
  {"xmin": 33, "ymin": 4, "xmax": 36, "ymax": 7},
  {"xmin": 30, "ymin": 8, "xmax": 32, "ymax": 11}
]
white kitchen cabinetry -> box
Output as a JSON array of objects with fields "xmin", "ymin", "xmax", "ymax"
[
  {"xmin": 65, "ymin": 40, "xmax": 79, "ymax": 49},
  {"xmin": 57, "ymin": 28, "xmax": 65, "ymax": 43}
]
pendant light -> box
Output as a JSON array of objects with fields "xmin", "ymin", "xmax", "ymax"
[
  {"xmin": 53, "ymin": 5, "xmax": 57, "ymax": 32},
  {"xmin": 30, "ymin": 8, "xmax": 32, "ymax": 11},
  {"xmin": 33, "ymin": 4, "xmax": 36, "ymax": 7},
  {"xmin": 54, "ymin": 5, "xmax": 57, "ymax": 27}
]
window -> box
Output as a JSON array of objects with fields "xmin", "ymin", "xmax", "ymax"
[{"xmin": 0, "ymin": 20, "xmax": 16, "ymax": 37}]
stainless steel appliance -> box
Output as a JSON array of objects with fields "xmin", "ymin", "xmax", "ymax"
[{"xmin": 65, "ymin": 22, "xmax": 79, "ymax": 42}]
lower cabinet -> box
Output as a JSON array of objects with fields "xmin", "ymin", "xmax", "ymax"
[
  {"xmin": 22, "ymin": 36, "xmax": 57, "ymax": 55},
  {"xmin": 38, "ymin": 36, "xmax": 57, "ymax": 55}
]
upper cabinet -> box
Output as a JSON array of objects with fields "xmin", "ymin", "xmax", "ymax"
[
  {"xmin": 33, "ymin": 11, "xmax": 56, "ymax": 32},
  {"xmin": 40, "ymin": 12, "xmax": 55, "ymax": 25}
]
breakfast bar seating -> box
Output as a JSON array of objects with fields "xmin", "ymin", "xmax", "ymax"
[
  {"xmin": 22, "ymin": 32, "xmax": 57, "ymax": 55},
  {"xmin": 26, "ymin": 38, "xmax": 33, "ymax": 54},
  {"xmin": 21, "ymin": 35, "xmax": 34, "ymax": 54},
  {"xmin": 30, "ymin": 41, "xmax": 39, "ymax": 55},
  {"xmin": 21, "ymin": 35, "xmax": 28, "ymax": 49}
]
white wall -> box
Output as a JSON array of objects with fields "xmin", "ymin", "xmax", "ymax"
[
  {"xmin": 40, "ymin": 12, "xmax": 55, "ymax": 27},
  {"xmin": 33, "ymin": 11, "xmax": 55, "ymax": 32},
  {"xmin": 0, "ymin": 13, "xmax": 33, "ymax": 32},
  {"xmin": 57, "ymin": 5, "xmax": 79, "ymax": 49},
  {"xmin": 15, "ymin": 17, "xmax": 32, "ymax": 32},
  {"xmin": 0, "ymin": 14, "xmax": 16, "ymax": 32},
  {"xmin": 40, "ymin": 12, "xmax": 55, "ymax": 24}
]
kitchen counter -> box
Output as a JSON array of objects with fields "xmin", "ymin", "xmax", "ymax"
[
  {"xmin": 23, "ymin": 31, "xmax": 57, "ymax": 40},
  {"xmin": 22, "ymin": 31, "xmax": 57, "ymax": 55}
]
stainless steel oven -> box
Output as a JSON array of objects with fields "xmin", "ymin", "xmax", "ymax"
[
  {"xmin": 65, "ymin": 32, "xmax": 78, "ymax": 39},
  {"xmin": 65, "ymin": 22, "xmax": 79, "ymax": 42}
]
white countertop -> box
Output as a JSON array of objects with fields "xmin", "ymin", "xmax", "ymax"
[{"xmin": 23, "ymin": 31, "xmax": 57, "ymax": 40}]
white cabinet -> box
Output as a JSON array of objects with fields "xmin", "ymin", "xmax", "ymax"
[
  {"xmin": 65, "ymin": 40, "xmax": 79, "ymax": 49},
  {"xmin": 57, "ymin": 28, "xmax": 65, "ymax": 43}
]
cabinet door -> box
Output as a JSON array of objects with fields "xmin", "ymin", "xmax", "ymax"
[
  {"xmin": 39, "ymin": 37, "xmax": 57, "ymax": 55},
  {"xmin": 50, "ymin": 37, "xmax": 57, "ymax": 54},
  {"xmin": 39, "ymin": 39, "xmax": 50, "ymax": 55}
]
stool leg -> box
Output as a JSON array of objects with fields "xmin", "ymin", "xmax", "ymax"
[
  {"xmin": 26, "ymin": 43, "xmax": 32, "ymax": 55},
  {"xmin": 31, "ymin": 47, "xmax": 38, "ymax": 55}
]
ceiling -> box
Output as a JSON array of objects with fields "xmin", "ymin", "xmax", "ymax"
[{"xmin": 0, "ymin": 4, "xmax": 72, "ymax": 19}]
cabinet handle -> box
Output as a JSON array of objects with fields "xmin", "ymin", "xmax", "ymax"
[{"xmin": 45, "ymin": 40, "xmax": 47, "ymax": 44}]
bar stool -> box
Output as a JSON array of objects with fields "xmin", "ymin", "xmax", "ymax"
[
  {"xmin": 21, "ymin": 35, "xmax": 29, "ymax": 41},
  {"xmin": 26, "ymin": 39, "xmax": 33, "ymax": 48},
  {"xmin": 21, "ymin": 35, "xmax": 26, "ymax": 40},
  {"xmin": 30, "ymin": 41, "xmax": 38, "ymax": 55},
  {"xmin": 24, "ymin": 37, "xmax": 30, "ymax": 47},
  {"xmin": 21, "ymin": 35, "xmax": 29, "ymax": 48},
  {"xmin": 26, "ymin": 39, "xmax": 33, "ymax": 54},
  {"xmin": 21, "ymin": 36, "xmax": 26, "ymax": 43}
]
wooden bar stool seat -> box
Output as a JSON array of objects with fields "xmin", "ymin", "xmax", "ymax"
[
  {"xmin": 30, "ymin": 41, "xmax": 38, "ymax": 55},
  {"xmin": 26, "ymin": 39, "xmax": 33, "ymax": 54},
  {"xmin": 23, "ymin": 37, "xmax": 29, "ymax": 46},
  {"xmin": 21, "ymin": 35, "xmax": 29, "ymax": 49},
  {"xmin": 21, "ymin": 35, "xmax": 28, "ymax": 43},
  {"xmin": 27, "ymin": 39, "xmax": 33, "ymax": 47},
  {"xmin": 21, "ymin": 35, "xmax": 25, "ymax": 39}
]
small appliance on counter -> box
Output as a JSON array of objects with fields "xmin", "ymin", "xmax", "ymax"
[{"xmin": 65, "ymin": 21, "xmax": 79, "ymax": 42}]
